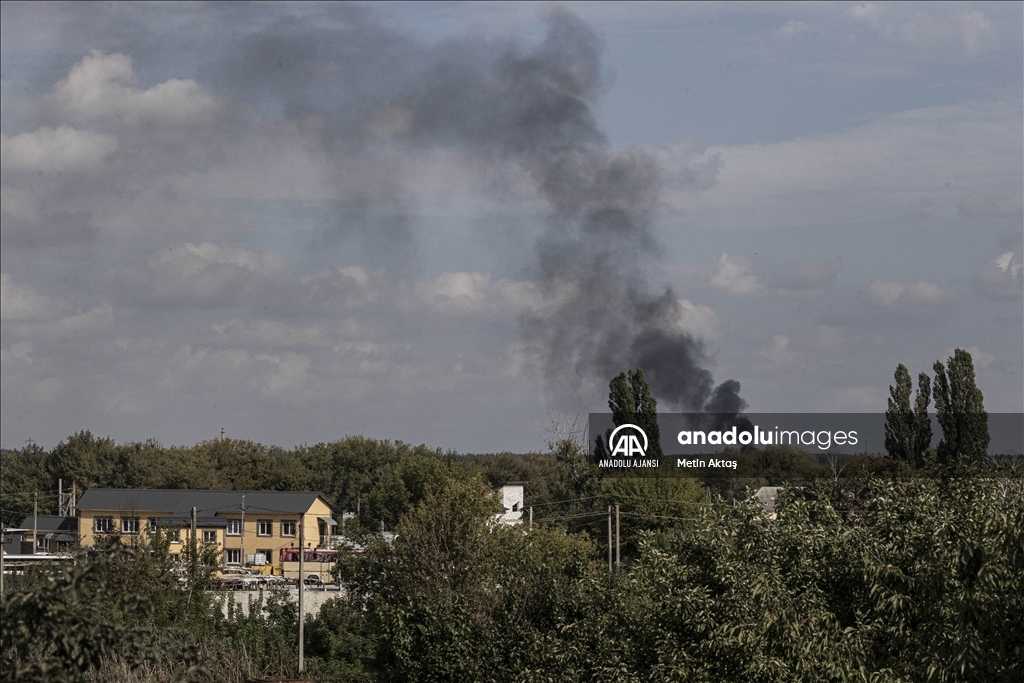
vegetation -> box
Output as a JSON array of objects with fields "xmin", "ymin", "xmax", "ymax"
[
  {"xmin": 8, "ymin": 467, "xmax": 1020, "ymax": 682},
  {"xmin": 1, "ymin": 349, "xmax": 1018, "ymax": 681},
  {"xmin": 607, "ymin": 368, "xmax": 663, "ymax": 457},
  {"xmin": 884, "ymin": 363, "xmax": 932, "ymax": 468},
  {"xmin": 884, "ymin": 348, "xmax": 991, "ymax": 472}
]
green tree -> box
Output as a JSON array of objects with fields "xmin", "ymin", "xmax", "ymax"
[
  {"xmin": 912, "ymin": 371, "xmax": 933, "ymax": 467},
  {"xmin": 608, "ymin": 368, "xmax": 662, "ymax": 457},
  {"xmin": 46, "ymin": 430, "xmax": 119, "ymax": 491},
  {"xmin": 885, "ymin": 364, "xmax": 933, "ymax": 467},
  {"xmin": 933, "ymin": 348, "xmax": 990, "ymax": 469},
  {"xmin": 885, "ymin": 364, "xmax": 915, "ymax": 462}
]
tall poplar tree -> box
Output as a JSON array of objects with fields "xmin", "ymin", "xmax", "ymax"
[
  {"xmin": 912, "ymin": 372, "xmax": 933, "ymax": 468},
  {"xmin": 885, "ymin": 365, "xmax": 933, "ymax": 467},
  {"xmin": 885, "ymin": 364, "xmax": 915, "ymax": 463},
  {"xmin": 608, "ymin": 368, "xmax": 662, "ymax": 457},
  {"xmin": 933, "ymin": 348, "xmax": 989, "ymax": 469}
]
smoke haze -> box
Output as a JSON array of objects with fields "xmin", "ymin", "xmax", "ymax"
[{"xmin": 210, "ymin": 8, "xmax": 744, "ymax": 414}]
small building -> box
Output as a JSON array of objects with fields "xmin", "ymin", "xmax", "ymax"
[
  {"xmin": 76, "ymin": 488, "xmax": 336, "ymax": 572},
  {"xmin": 2, "ymin": 528, "xmax": 30, "ymax": 555},
  {"xmin": 18, "ymin": 515, "xmax": 78, "ymax": 554},
  {"xmin": 753, "ymin": 486, "xmax": 784, "ymax": 517},
  {"xmin": 494, "ymin": 483, "xmax": 524, "ymax": 525}
]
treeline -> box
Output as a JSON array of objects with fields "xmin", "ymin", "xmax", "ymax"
[
  {"xmin": 1, "ymin": 428, "xmax": 857, "ymax": 532},
  {"xmin": 3, "ymin": 469, "xmax": 1022, "ymax": 682},
  {"xmin": 0, "ymin": 432, "xmax": 568, "ymax": 530}
]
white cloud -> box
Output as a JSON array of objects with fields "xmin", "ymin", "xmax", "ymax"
[
  {"xmin": 149, "ymin": 242, "xmax": 287, "ymax": 278},
  {"xmin": 868, "ymin": 280, "xmax": 957, "ymax": 307},
  {"xmin": 134, "ymin": 242, "xmax": 288, "ymax": 303},
  {"xmin": 1, "ymin": 273, "xmax": 113, "ymax": 340},
  {"xmin": 256, "ymin": 352, "xmax": 312, "ymax": 400},
  {"xmin": 47, "ymin": 50, "xmax": 222, "ymax": 125},
  {"xmin": 0, "ymin": 126, "xmax": 117, "ymax": 174},
  {"xmin": 778, "ymin": 20, "xmax": 810, "ymax": 38},
  {"xmin": 210, "ymin": 319, "xmax": 331, "ymax": 349},
  {"xmin": 709, "ymin": 253, "xmax": 762, "ymax": 295},
  {"xmin": 0, "ymin": 273, "xmax": 57, "ymax": 320},
  {"xmin": 850, "ymin": 7, "xmax": 997, "ymax": 57},
  {"xmin": 177, "ymin": 345, "xmax": 252, "ymax": 374},
  {"xmin": 413, "ymin": 271, "xmax": 568, "ymax": 317},
  {"xmin": 46, "ymin": 304, "xmax": 114, "ymax": 337},
  {"xmin": 655, "ymin": 141, "xmax": 722, "ymax": 192},
  {"xmin": 708, "ymin": 254, "xmax": 839, "ymax": 298},
  {"xmin": 895, "ymin": 11, "xmax": 996, "ymax": 56},
  {"xmin": 678, "ymin": 99, "xmax": 1020, "ymax": 222},
  {"xmin": 974, "ymin": 251, "xmax": 1023, "ymax": 300},
  {"xmin": 760, "ymin": 334, "xmax": 796, "ymax": 366},
  {"xmin": 417, "ymin": 271, "xmax": 494, "ymax": 314}
]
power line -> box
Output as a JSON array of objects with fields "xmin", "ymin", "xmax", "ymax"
[
  {"xmin": 527, "ymin": 495, "xmax": 603, "ymax": 509},
  {"xmin": 609, "ymin": 494, "xmax": 709, "ymax": 506},
  {"xmin": 618, "ymin": 511, "xmax": 697, "ymax": 522},
  {"xmin": 532, "ymin": 511, "xmax": 608, "ymax": 524}
]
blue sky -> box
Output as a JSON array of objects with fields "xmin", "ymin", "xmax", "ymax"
[{"xmin": 2, "ymin": 2, "xmax": 1021, "ymax": 452}]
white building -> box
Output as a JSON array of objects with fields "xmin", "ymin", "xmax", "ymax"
[{"xmin": 494, "ymin": 484, "xmax": 524, "ymax": 525}]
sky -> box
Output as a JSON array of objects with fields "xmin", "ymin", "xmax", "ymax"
[{"xmin": 1, "ymin": 1, "xmax": 1021, "ymax": 453}]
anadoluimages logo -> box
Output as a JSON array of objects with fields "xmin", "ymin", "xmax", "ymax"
[{"xmin": 609, "ymin": 424, "xmax": 648, "ymax": 457}]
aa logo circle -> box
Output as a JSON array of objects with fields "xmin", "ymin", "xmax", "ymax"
[{"xmin": 609, "ymin": 424, "xmax": 648, "ymax": 457}]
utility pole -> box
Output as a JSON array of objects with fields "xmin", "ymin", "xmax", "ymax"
[
  {"xmin": 240, "ymin": 492, "xmax": 246, "ymax": 565},
  {"xmin": 607, "ymin": 505, "xmax": 613, "ymax": 573},
  {"xmin": 615, "ymin": 505, "xmax": 620, "ymax": 571},
  {"xmin": 33, "ymin": 492, "xmax": 38, "ymax": 554},
  {"xmin": 298, "ymin": 512, "xmax": 305, "ymax": 674},
  {"xmin": 190, "ymin": 506, "xmax": 197, "ymax": 582}
]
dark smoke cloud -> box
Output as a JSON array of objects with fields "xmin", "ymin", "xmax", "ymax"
[{"xmin": 207, "ymin": 7, "xmax": 745, "ymax": 416}]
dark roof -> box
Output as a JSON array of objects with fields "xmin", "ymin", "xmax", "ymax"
[
  {"xmin": 18, "ymin": 515, "xmax": 78, "ymax": 532},
  {"xmin": 77, "ymin": 489, "xmax": 333, "ymax": 517}
]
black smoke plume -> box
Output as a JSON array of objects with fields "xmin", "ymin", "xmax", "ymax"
[{"xmin": 213, "ymin": 7, "xmax": 745, "ymax": 419}]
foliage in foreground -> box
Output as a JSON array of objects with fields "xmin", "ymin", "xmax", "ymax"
[
  {"xmin": 350, "ymin": 475, "xmax": 1023, "ymax": 683},
  {"xmin": 3, "ymin": 442, "xmax": 1021, "ymax": 681}
]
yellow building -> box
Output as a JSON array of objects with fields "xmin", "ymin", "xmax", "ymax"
[{"xmin": 76, "ymin": 489, "xmax": 336, "ymax": 571}]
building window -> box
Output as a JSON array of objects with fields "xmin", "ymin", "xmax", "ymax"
[
  {"xmin": 281, "ymin": 520, "xmax": 296, "ymax": 537},
  {"xmin": 202, "ymin": 530, "xmax": 217, "ymax": 545},
  {"xmin": 94, "ymin": 517, "xmax": 114, "ymax": 533},
  {"xmin": 257, "ymin": 520, "xmax": 272, "ymax": 537},
  {"xmin": 169, "ymin": 527, "xmax": 181, "ymax": 543},
  {"xmin": 225, "ymin": 548, "xmax": 241, "ymax": 565},
  {"xmin": 226, "ymin": 518, "xmax": 242, "ymax": 536},
  {"xmin": 36, "ymin": 536, "xmax": 48, "ymax": 551},
  {"xmin": 148, "ymin": 518, "xmax": 158, "ymax": 533},
  {"xmin": 256, "ymin": 549, "xmax": 272, "ymax": 566},
  {"xmin": 122, "ymin": 517, "xmax": 139, "ymax": 535}
]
